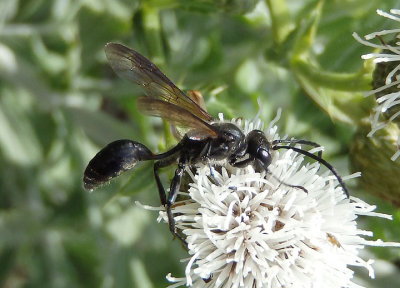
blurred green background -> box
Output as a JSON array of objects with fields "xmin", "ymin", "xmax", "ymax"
[{"xmin": 1, "ymin": 0, "xmax": 400, "ymax": 287}]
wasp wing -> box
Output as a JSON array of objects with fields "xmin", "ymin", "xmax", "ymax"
[
  {"xmin": 105, "ymin": 43, "xmax": 213, "ymax": 123},
  {"xmin": 137, "ymin": 97, "xmax": 217, "ymax": 139},
  {"xmin": 169, "ymin": 90, "xmax": 208, "ymax": 139},
  {"xmin": 187, "ymin": 90, "xmax": 207, "ymax": 112}
]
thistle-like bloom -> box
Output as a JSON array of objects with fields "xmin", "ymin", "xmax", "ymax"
[
  {"xmin": 353, "ymin": 9, "xmax": 400, "ymax": 160},
  {"xmin": 149, "ymin": 114, "xmax": 400, "ymax": 288}
]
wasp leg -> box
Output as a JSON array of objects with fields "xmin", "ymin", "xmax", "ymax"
[
  {"xmin": 154, "ymin": 157, "xmax": 178, "ymax": 205},
  {"xmin": 153, "ymin": 154, "xmax": 188, "ymax": 247},
  {"xmin": 230, "ymin": 156, "xmax": 255, "ymax": 168},
  {"xmin": 198, "ymin": 142, "xmax": 220, "ymax": 186},
  {"xmin": 231, "ymin": 156, "xmax": 307, "ymax": 193},
  {"xmin": 207, "ymin": 162, "xmax": 221, "ymax": 186},
  {"xmin": 166, "ymin": 159, "xmax": 188, "ymax": 246},
  {"xmin": 268, "ymin": 172, "xmax": 308, "ymax": 193}
]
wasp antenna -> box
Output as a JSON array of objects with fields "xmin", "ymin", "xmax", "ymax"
[{"xmin": 272, "ymin": 145, "xmax": 349, "ymax": 198}]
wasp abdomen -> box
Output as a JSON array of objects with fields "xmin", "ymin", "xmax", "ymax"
[{"xmin": 83, "ymin": 140, "xmax": 153, "ymax": 190}]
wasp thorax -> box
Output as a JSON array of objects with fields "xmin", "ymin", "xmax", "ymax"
[{"xmin": 207, "ymin": 123, "xmax": 246, "ymax": 160}]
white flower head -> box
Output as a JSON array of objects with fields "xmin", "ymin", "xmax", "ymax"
[
  {"xmin": 353, "ymin": 9, "xmax": 400, "ymax": 160},
  {"xmin": 151, "ymin": 113, "xmax": 400, "ymax": 288}
]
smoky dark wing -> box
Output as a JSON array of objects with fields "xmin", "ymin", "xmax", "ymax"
[
  {"xmin": 137, "ymin": 97, "xmax": 218, "ymax": 139},
  {"xmin": 169, "ymin": 90, "xmax": 208, "ymax": 140},
  {"xmin": 105, "ymin": 43, "xmax": 213, "ymax": 123},
  {"xmin": 187, "ymin": 90, "xmax": 207, "ymax": 112}
]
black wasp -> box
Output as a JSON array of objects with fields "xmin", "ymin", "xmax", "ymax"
[{"xmin": 84, "ymin": 43, "xmax": 349, "ymax": 244}]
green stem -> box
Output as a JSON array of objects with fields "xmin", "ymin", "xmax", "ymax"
[
  {"xmin": 141, "ymin": 6, "xmax": 164, "ymax": 62},
  {"xmin": 292, "ymin": 58, "xmax": 372, "ymax": 92},
  {"xmin": 291, "ymin": 0, "xmax": 323, "ymax": 57},
  {"xmin": 162, "ymin": 120, "xmax": 175, "ymax": 148},
  {"xmin": 265, "ymin": 0, "xmax": 294, "ymax": 45}
]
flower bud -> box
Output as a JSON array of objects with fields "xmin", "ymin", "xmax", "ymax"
[
  {"xmin": 350, "ymin": 119, "xmax": 400, "ymax": 206},
  {"xmin": 372, "ymin": 37, "xmax": 400, "ymax": 122}
]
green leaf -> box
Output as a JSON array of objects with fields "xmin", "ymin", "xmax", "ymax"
[{"xmin": 291, "ymin": 58, "xmax": 373, "ymax": 124}]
